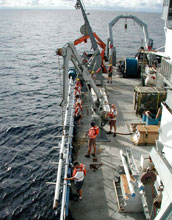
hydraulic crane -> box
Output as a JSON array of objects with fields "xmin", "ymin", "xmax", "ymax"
[
  {"xmin": 56, "ymin": 42, "xmax": 109, "ymax": 116},
  {"xmin": 57, "ymin": 0, "xmax": 109, "ymax": 118},
  {"xmin": 75, "ymin": 0, "xmax": 103, "ymax": 76},
  {"xmin": 74, "ymin": 32, "xmax": 107, "ymax": 73}
]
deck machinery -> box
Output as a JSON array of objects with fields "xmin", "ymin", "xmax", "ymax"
[
  {"xmin": 107, "ymin": 15, "xmax": 152, "ymax": 66},
  {"xmin": 114, "ymin": 1, "xmax": 172, "ymax": 219}
]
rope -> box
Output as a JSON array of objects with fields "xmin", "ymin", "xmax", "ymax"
[{"xmin": 114, "ymin": 132, "xmax": 133, "ymax": 135}]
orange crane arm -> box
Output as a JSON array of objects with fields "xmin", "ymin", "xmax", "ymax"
[
  {"xmin": 73, "ymin": 32, "xmax": 107, "ymax": 73},
  {"xmin": 74, "ymin": 35, "xmax": 90, "ymax": 45}
]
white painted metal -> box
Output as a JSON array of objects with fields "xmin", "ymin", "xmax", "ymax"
[
  {"xmin": 165, "ymin": 28, "xmax": 172, "ymax": 59},
  {"xmin": 91, "ymin": 87, "xmax": 110, "ymax": 113},
  {"xmin": 162, "ymin": 0, "xmax": 172, "ymax": 60},
  {"xmin": 61, "ymin": 43, "xmax": 103, "ymax": 101},
  {"xmin": 108, "ymin": 15, "xmax": 149, "ymax": 50},
  {"xmin": 100, "ymin": 88, "xmax": 110, "ymax": 113},
  {"xmin": 53, "ymin": 77, "xmax": 73, "ymax": 209},
  {"xmin": 150, "ymin": 147, "xmax": 172, "ymax": 220},
  {"xmin": 60, "ymin": 96, "xmax": 75, "ymax": 220},
  {"xmin": 159, "ymin": 103, "xmax": 172, "ymax": 165},
  {"xmin": 120, "ymin": 150, "xmax": 136, "ymax": 197}
]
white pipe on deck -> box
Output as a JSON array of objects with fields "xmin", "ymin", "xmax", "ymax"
[
  {"xmin": 120, "ymin": 150, "xmax": 136, "ymax": 197},
  {"xmin": 91, "ymin": 87, "xmax": 110, "ymax": 112},
  {"xmin": 100, "ymin": 88, "xmax": 110, "ymax": 112},
  {"xmin": 126, "ymin": 148, "xmax": 144, "ymax": 191},
  {"xmin": 53, "ymin": 78, "xmax": 73, "ymax": 209}
]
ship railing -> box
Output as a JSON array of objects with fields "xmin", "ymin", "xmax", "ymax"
[
  {"xmin": 60, "ymin": 96, "xmax": 75, "ymax": 220},
  {"xmin": 52, "ymin": 77, "xmax": 75, "ymax": 217},
  {"xmin": 159, "ymin": 58, "xmax": 172, "ymax": 86}
]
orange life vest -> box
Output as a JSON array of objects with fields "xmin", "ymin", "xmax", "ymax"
[
  {"xmin": 74, "ymin": 87, "xmax": 81, "ymax": 96},
  {"xmin": 72, "ymin": 163, "xmax": 86, "ymax": 177},
  {"xmin": 109, "ymin": 109, "xmax": 117, "ymax": 119},
  {"xmin": 75, "ymin": 106, "xmax": 81, "ymax": 116},
  {"xmin": 88, "ymin": 126, "xmax": 99, "ymax": 139},
  {"xmin": 76, "ymin": 81, "xmax": 82, "ymax": 88},
  {"xmin": 76, "ymin": 98, "xmax": 83, "ymax": 106}
]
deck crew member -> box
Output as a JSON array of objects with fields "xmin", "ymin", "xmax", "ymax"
[
  {"xmin": 74, "ymin": 86, "xmax": 81, "ymax": 97},
  {"xmin": 75, "ymin": 95, "xmax": 83, "ymax": 120},
  {"xmin": 107, "ymin": 63, "xmax": 113, "ymax": 83},
  {"xmin": 107, "ymin": 104, "xmax": 118, "ymax": 137},
  {"xmin": 75, "ymin": 95, "xmax": 83, "ymax": 107},
  {"xmin": 64, "ymin": 161, "xmax": 86, "ymax": 201},
  {"xmin": 85, "ymin": 122, "xmax": 99, "ymax": 158},
  {"xmin": 76, "ymin": 78, "xmax": 82, "ymax": 88},
  {"xmin": 74, "ymin": 102, "xmax": 82, "ymax": 126}
]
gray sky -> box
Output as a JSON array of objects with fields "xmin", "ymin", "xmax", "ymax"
[{"xmin": 0, "ymin": 0, "xmax": 163, "ymax": 12}]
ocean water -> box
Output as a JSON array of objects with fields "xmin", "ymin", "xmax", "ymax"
[{"xmin": 0, "ymin": 9, "xmax": 165, "ymax": 219}]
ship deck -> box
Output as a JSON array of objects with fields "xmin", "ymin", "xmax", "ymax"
[{"xmin": 70, "ymin": 70, "xmax": 153, "ymax": 220}]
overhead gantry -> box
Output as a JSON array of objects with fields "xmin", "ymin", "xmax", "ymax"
[{"xmin": 107, "ymin": 15, "xmax": 151, "ymax": 66}]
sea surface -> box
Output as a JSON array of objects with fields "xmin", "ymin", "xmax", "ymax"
[{"xmin": 0, "ymin": 8, "xmax": 165, "ymax": 220}]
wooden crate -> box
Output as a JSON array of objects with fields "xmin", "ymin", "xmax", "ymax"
[
  {"xmin": 131, "ymin": 125, "xmax": 160, "ymax": 145},
  {"xmin": 134, "ymin": 86, "xmax": 166, "ymax": 115},
  {"xmin": 130, "ymin": 122, "xmax": 145, "ymax": 132}
]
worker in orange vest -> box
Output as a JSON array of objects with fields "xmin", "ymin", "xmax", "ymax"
[
  {"xmin": 107, "ymin": 104, "xmax": 118, "ymax": 137},
  {"xmin": 85, "ymin": 122, "xmax": 99, "ymax": 158},
  {"xmin": 76, "ymin": 78, "xmax": 82, "ymax": 88},
  {"xmin": 107, "ymin": 63, "xmax": 113, "ymax": 83},
  {"xmin": 64, "ymin": 161, "xmax": 86, "ymax": 201},
  {"xmin": 74, "ymin": 102, "xmax": 82, "ymax": 126},
  {"xmin": 74, "ymin": 86, "xmax": 81, "ymax": 97},
  {"xmin": 75, "ymin": 95, "xmax": 83, "ymax": 108}
]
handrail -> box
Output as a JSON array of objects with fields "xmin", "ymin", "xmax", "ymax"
[
  {"xmin": 60, "ymin": 95, "xmax": 75, "ymax": 219},
  {"xmin": 53, "ymin": 77, "xmax": 74, "ymax": 209}
]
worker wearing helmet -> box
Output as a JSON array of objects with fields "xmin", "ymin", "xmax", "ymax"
[
  {"xmin": 76, "ymin": 78, "xmax": 82, "ymax": 88},
  {"xmin": 91, "ymin": 70, "xmax": 96, "ymax": 80},
  {"xmin": 107, "ymin": 104, "xmax": 118, "ymax": 137}
]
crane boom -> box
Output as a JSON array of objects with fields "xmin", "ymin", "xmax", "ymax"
[{"xmin": 75, "ymin": 0, "xmax": 102, "ymax": 73}]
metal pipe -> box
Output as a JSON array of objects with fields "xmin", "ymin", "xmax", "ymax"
[
  {"xmin": 60, "ymin": 96, "xmax": 75, "ymax": 220},
  {"xmin": 126, "ymin": 148, "xmax": 144, "ymax": 191},
  {"xmin": 100, "ymin": 88, "xmax": 110, "ymax": 112},
  {"xmin": 53, "ymin": 78, "xmax": 73, "ymax": 209},
  {"xmin": 120, "ymin": 150, "xmax": 136, "ymax": 197}
]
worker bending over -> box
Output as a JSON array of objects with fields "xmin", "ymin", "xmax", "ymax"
[{"xmin": 64, "ymin": 161, "xmax": 86, "ymax": 201}]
